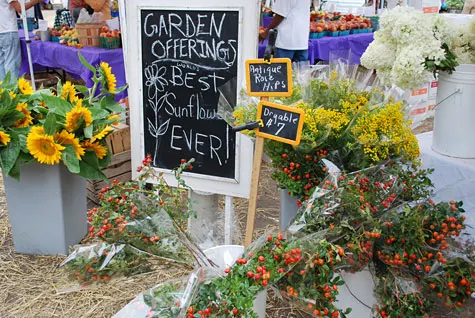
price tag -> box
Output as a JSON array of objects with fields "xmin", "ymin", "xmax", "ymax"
[
  {"xmin": 245, "ymin": 58, "xmax": 293, "ymax": 97},
  {"xmin": 256, "ymin": 100, "xmax": 304, "ymax": 146}
]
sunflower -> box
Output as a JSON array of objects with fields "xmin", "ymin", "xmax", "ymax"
[
  {"xmin": 93, "ymin": 126, "xmax": 113, "ymax": 141},
  {"xmin": 81, "ymin": 140, "xmax": 108, "ymax": 159},
  {"xmin": 0, "ymin": 131, "xmax": 11, "ymax": 146},
  {"xmin": 13, "ymin": 102, "xmax": 33, "ymax": 128},
  {"xmin": 55, "ymin": 129, "xmax": 85, "ymax": 160},
  {"xmin": 64, "ymin": 102, "xmax": 93, "ymax": 132},
  {"xmin": 27, "ymin": 128, "xmax": 65, "ymax": 165},
  {"xmin": 107, "ymin": 114, "xmax": 120, "ymax": 126},
  {"xmin": 100, "ymin": 62, "xmax": 116, "ymax": 93},
  {"xmin": 18, "ymin": 78, "xmax": 33, "ymax": 95},
  {"xmin": 61, "ymin": 81, "xmax": 79, "ymax": 103},
  {"xmin": 9, "ymin": 91, "xmax": 16, "ymax": 99}
]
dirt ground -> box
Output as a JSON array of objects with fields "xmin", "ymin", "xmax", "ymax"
[{"xmin": 0, "ymin": 119, "xmax": 474, "ymax": 317}]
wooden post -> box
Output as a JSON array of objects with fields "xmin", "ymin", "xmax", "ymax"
[{"xmin": 244, "ymin": 96, "xmax": 268, "ymax": 247}]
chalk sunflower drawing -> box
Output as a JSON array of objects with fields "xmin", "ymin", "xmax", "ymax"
[{"xmin": 144, "ymin": 64, "xmax": 168, "ymax": 98}]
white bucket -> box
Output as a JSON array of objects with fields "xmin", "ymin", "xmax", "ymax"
[
  {"xmin": 336, "ymin": 270, "xmax": 376, "ymax": 318},
  {"xmin": 204, "ymin": 245, "xmax": 267, "ymax": 318},
  {"xmin": 432, "ymin": 64, "xmax": 475, "ymax": 158}
]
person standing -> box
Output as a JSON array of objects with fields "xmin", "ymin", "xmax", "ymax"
[
  {"xmin": 70, "ymin": 0, "xmax": 85, "ymax": 24},
  {"xmin": 259, "ymin": 0, "xmax": 311, "ymax": 63},
  {"xmin": 83, "ymin": 0, "xmax": 111, "ymax": 20},
  {"xmin": 0, "ymin": 0, "xmax": 42, "ymax": 81}
]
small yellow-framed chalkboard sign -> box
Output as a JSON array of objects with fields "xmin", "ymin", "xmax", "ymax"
[
  {"xmin": 255, "ymin": 100, "xmax": 304, "ymax": 146},
  {"xmin": 245, "ymin": 58, "xmax": 293, "ymax": 97}
]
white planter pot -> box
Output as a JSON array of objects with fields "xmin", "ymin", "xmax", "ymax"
[
  {"xmin": 3, "ymin": 163, "xmax": 87, "ymax": 255},
  {"xmin": 279, "ymin": 189, "xmax": 299, "ymax": 230},
  {"xmin": 204, "ymin": 245, "xmax": 267, "ymax": 318},
  {"xmin": 433, "ymin": 64, "xmax": 475, "ymax": 158},
  {"xmin": 336, "ymin": 269, "xmax": 376, "ymax": 318}
]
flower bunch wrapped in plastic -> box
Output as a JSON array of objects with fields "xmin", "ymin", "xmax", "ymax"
[
  {"xmin": 115, "ymin": 231, "xmax": 352, "ymax": 318},
  {"xmin": 62, "ymin": 158, "xmax": 204, "ymax": 283},
  {"xmin": 285, "ymin": 156, "xmax": 475, "ymax": 317},
  {"xmin": 234, "ymin": 71, "xmax": 419, "ymax": 201},
  {"xmin": 0, "ymin": 52, "xmax": 126, "ymax": 181},
  {"xmin": 361, "ymin": 7, "xmax": 458, "ymax": 90}
]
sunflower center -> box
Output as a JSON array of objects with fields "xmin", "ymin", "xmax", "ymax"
[{"xmin": 40, "ymin": 140, "xmax": 57, "ymax": 155}]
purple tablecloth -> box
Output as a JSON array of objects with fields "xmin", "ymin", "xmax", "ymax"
[
  {"xmin": 258, "ymin": 33, "xmax": 374, "ymax": 65},
  {"xmin": 19, "ymin": 30, "xmax": 127, "ymax": 99}
]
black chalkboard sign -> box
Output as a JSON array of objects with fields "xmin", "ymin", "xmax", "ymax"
[
  {"xmin": 245, "ymin": 58, "xmax": 293, "ymax": 97},
  {"xmin": 141, "ymin": 9, "xmax": 239, "ymax": 179},
  {"xmin": 256, "ymin": 101, "xmax": 304, "ymax": 146}
]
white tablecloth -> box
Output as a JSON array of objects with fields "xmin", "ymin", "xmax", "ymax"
[{"xmin": 418, "ymin": 132, "xmax": 475, "ymax": 237}]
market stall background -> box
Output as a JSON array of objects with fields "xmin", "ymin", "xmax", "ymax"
[{"xmin": 18, "ymin": 30, "xmax": 127, "ymax": 100}]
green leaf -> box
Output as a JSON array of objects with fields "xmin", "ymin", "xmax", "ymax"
[
  {"xmin": 29, "ymin": 89, "xmax": 53, "ymax": 101},
  {"xmin": 98, "ymin": 146, "xmax": 111, "ymax": 169},
  {"xmin": 79, "ymin": 151, "xmax": 107, "ymax": 181},
  {"xmin": 78, "ymin": 52, "xmax": 97, "ymax": 74},
  {"xmin": 62, "ymin": 144, "xmax": 80, "ymax": 174},
  {"xmin": 89, "ymin": 107, "xmax": 110, "ymax": 120},
  {"xmin": 44, "ymin": 112, "xmax": 57, "ymax": 135},
  {"xmin": 84, "ymin": 125, "xmax": 93, "ymax": 139},
  {"xmin": 41, "ymin": 94, "xmax": 72, "ymax": 117},
  {"xmin": 114, "ymin": 84, "xmax": 128, "ymax": 94},
  {"xmin": 75, "ymin": 85, "xmax": 89, "ymax": 95},
  {"xmin": 3, "ymin": 72, "xmax": 11, "ymax": 84},
  {"xmin": 0, "ymin": 138, "xmax": 21, "ymax": 176},
  {"xmin": 102, "ymin": 95, "xmax": 125, "ymax": 113},
  {"xmin": 8, "ymin": 158, "xmax": 21, "ymax": 182}
]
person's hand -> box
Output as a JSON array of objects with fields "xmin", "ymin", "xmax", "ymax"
[{"xmin": 259, "ymin": 28, "xmax": 269, "ymax": 43}]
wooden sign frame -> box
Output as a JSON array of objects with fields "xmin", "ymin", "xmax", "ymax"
[
  {"xmin": 245, "ymin": 58, "xmax": 293, "ymax": 97},
  {"xmin": 122, "ymin": 0, "xmax": 260, "ymax": 198},
  {"xmin": 255, "ymin": 101, "xmax": 304, "ymax": 146}
]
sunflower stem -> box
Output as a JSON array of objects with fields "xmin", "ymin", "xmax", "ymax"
[{"xmin": 89, "ymin": 74, "xmax": 100, "ymax": 104}]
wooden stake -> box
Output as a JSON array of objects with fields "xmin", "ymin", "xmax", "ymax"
[{"xmin": 244, "ymin": 97, "xmax": 268, "ymax": 247}]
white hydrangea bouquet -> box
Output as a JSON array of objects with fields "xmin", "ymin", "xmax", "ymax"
[
  {"xmin": 361, "ymin": 7, "xmax": 459, "ymax": 90},
  {"xmin": 450, "ymin": 19, "xmax": 475, "ymax": 65}
]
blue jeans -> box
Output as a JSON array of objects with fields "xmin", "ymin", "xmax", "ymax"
[
  {"xmin": 0, "ymin": 32, "xmax": 21, "ymax": 81},
  {"xmin": 275, "ymin": 48, "xmax": 309, "ymax": 63}
]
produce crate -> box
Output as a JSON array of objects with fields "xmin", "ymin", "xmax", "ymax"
[
  {"xmin": 76, "ymin": 23, "xmax": 104, "ymax": 47},
  {"xmin": 87, "ymin": 124, "xmax": 131, "ymax": 203},
  {"xmin": 99, "ymin": 36, "xmax": 121, "ymax": 49}
]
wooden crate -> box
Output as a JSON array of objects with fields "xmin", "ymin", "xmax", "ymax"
[{"xmin": 87, "ymin": 124, "xmax": 132, "ymax": 204}]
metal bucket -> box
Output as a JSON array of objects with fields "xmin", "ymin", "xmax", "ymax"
[{"xmin": 433, "ymin": 64, "xmax": 475, "ymax": 158}]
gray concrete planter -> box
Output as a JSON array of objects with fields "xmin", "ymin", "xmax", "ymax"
[{"xmin": 3, "ymin": 163, "xmax": 87, "ymax": 255}]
